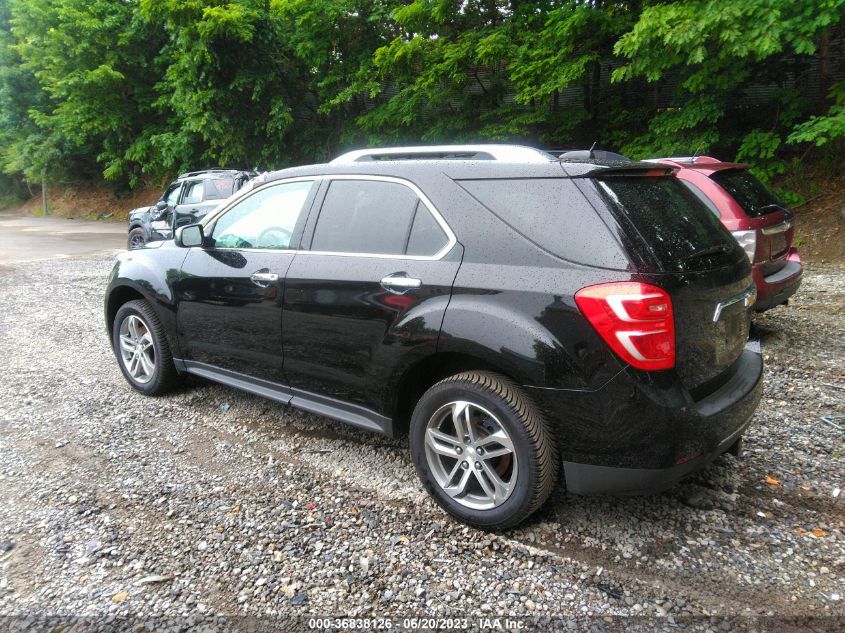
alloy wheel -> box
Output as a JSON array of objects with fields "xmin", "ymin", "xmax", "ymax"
[
  {"xmin": 118, "ymin": 314, "xmax": 156, "ymax": 384},
  {"xmin": 423, "ymin": 401, "xmax": 518, "ymax": 510}
]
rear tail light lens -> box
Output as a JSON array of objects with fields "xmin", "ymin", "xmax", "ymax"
[
  {"xmin": 575, "ymin": 282, "xmax": 675, "ymax": 370},
  {"xmin": 731, "ymin": 230, "xmax": 757, "ymax": 262}
]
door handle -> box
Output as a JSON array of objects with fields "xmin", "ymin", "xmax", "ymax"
[
  {"xmin": 251, "ymin": 271, "xmax": 279, "ymax": 286},
  {"xmin": 380, "ymin": 273, "xmax": 421, "ymax": 294}
]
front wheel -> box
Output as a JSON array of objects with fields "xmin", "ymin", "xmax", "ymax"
[
  {"xmin": 409, "ymin": 371, "xmax": 558, "ymax": 530},
  {"xmin": 127, "ymin": 227, "xmax": 146, "ymax": 250},
  {"xmin": 112, "ymin": 300, "xmax": 179, "ymax": 395}
]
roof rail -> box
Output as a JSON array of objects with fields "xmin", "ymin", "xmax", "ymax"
[
  {"xmin": 177, "ymin": 168, "xmax": 245, "ymax": 179},
  {"xmin": 330, "ymin": 144, "xmax": 554, "ymax": 165}
]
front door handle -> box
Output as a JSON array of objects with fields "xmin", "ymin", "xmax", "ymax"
[
  {"xmin": 251, "ymin": 270, "xmax": 279, "ymax": 287},
  {"xmin": 380, "ymin": 273, "xmax": 421, "ymax": 294}
]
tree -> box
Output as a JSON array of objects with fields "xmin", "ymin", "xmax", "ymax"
[
  {"xmin": 612, "ymin": 0, "xmax": 845, "ymax": 180},
  {"xmin": 6, "ymin": 0, "xmax": 168, "ymax": 186}
]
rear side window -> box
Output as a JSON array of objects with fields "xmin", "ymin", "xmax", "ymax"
[
  {"xmin": 456, "ymin": 178, "xmax": 628, "ymax": 269},
  {"xmin": 710, "ymin": 169, "xmax": 786, "ymax": 217},
  {"xmin": 311, "ymin": 180, "xmax": 423, "ymax": 255},
  {"xmin": 204, "ymin": 177, "xmax": 236, "ymax": 201},
  {"xmin": 596, "ymin": 176, "xmax": 738, "ymax": 271},
  {"xmin": 407, "ymin": 203, "xmax": 449, "ymax": 256}
]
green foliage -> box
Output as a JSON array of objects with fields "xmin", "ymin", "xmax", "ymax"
[
  {"xmin": 0, "ymin": 0, "xmax": 843, "ymax": 197},
  {"xmin": 612, "ymin": 0, "xmax": 845, "ymax": 164},
  {"xmin": 788, "ymin": 81, "xmax": 845, "ymax": 147},
  {"xmin": 736, "ymin": 130, "xmax": 787, "ymax": 183}
]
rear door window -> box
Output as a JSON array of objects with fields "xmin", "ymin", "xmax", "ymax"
[
  {"xmin": 310, "ymin": 180, "xmax": 419, "ymax": 255},
  {"xmin": 710, "ymin": 169, "xmax": 786, "ymax": 217},
  {"xmin": 596, "ymin": 176, "xmax": 740, "ymax": 271}
]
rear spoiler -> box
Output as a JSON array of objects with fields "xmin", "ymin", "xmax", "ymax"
[{"xmin": 560, "ymin": 160, "xmax": 677, "ymax": 178}]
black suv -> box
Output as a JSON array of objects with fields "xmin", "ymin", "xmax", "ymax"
[
  {"xmin": 105, "ymin": 145, "xmax": 762, "ymax": 529},
  {"xmin": 127, "ymin": 169, "xmax": 257, "ymax": 249}
]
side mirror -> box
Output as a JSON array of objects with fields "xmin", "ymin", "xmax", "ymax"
[
  {"xmin": 175, "ymin": 223, "xmax": 204, "ymax": 248},
  {"xmin": 155, "ymin": 200, "xmax": 168, "ymax": 211}
]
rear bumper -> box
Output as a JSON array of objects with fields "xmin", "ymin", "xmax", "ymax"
[
  {"xmin": 563, "ymin": 411, "xmax": 752, "ymax": 495},
  {"xmin": 528, "ymin": 345, "xmax": 763, "ymax": 495},
  {"xmin": 753, "ymin": 249, "xmax": 802, "ymax": 312}
]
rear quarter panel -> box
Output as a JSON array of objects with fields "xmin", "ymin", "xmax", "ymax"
[{"xmin": 440, "ymin": 262, "xmax": 628, "ymax": 391}]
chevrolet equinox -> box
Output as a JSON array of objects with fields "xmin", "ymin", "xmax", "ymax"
[{"xmin": 105, "ymin": 145, "xmax": 763, "ymax": 529}]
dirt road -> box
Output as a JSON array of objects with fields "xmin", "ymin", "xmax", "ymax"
[
  {"xmin": 0, "ymin": 214, "xmax": 125, "ymax": 264},
  {"xmin": 0, "ymin": 252, "xmax": 842, "ymax": 631}
]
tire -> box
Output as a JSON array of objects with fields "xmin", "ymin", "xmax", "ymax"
[
  {"xmin": 127, "ymin": 227, "xmax": 147, "ymax": 250},
  {"xmin": 112, "ymin": 299, "xmax": 179, "ymax": 396},
  {"xmin": 409, "ymin": 371, "xmax": 558, "ymax": 530},
  {"xmin": 727, "ymin": 436, "xmax": 744, "ymax": 457}
]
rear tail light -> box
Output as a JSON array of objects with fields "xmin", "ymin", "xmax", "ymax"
[
  {"xmin": 731, "ymin": 230, "xmax": 757, "ymax": 262},
  {"xmin": 575, "ymin": 282, "xmax": 675, "ymax": 370}
]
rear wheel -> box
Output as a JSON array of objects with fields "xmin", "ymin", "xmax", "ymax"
[
  {"xmin": 727, "ymin": 436, "xmax": 744, "ymax": 456},
  {"xmin": 409, "ymin": 371, "xmax": 557, "ymax": 530},
  {"xmin": 127, "ymin": 227, "xmax": 146, "ymax": 250},
  {"xmin": 112, "ymin": 300, "xmax": 179, "ymax": 395}
]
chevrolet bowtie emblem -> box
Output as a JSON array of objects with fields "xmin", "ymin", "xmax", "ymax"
[{"xmin": 714, "ymin": 285, "xmax": 757, "ymax": 322}]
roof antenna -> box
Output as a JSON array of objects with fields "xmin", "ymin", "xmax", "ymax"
[
  {"xmin": 691, "ymin": 144, "xmax": 703, "ymax": 162},
  {"xmin": 588, "ymin": 141, "xmax": 597, "ymax": 159}
]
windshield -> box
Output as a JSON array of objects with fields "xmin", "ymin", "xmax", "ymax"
[{"xmin": 710, "ymin": 169, "xmax": 786, "ymax": 217}]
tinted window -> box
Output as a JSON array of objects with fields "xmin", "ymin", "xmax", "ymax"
[
  {"xmin": 311, "ymin": 180, "xmax": 418, "ymax": 255},
  {"xmin": 407, "ymin": 205, "xmax": 449, "ymax": 256},
  {"xmin": 597, "ymin": 176, "xmax": 739, "ymax": 271},
  {"xmin": 182, "ymin": 181, "xmax": 204, "ymax": 205},
  {"xmin": 457, "ymin": 178, "xmax": 628, "ymax": 269},
  {"xmin": 681, "ymin": 180, "xmax": 720, "ymax": 217},
  {"xmin": 710, "ymin": 169, "xmax": 786, "ymax": 217},
  {"xmin": 211, "ymin": 181, "xmax": 313, "ymax": 249},
  {"xmin": 204, "ymin": 177, "xmax": 236, "ymax": 200}
]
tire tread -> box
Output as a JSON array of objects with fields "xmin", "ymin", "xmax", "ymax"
[
  {"xmin": 114, "ymin": 299, "xmax": 179, "ymax": 395},
  {"xmin": 423, "ymin": 371, "xmax": 558, "ymax": 529}
]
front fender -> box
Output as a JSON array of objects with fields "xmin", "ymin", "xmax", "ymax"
[{"xmin": 104, "ymin": 244, "xmax": 189, "ymax": 357}]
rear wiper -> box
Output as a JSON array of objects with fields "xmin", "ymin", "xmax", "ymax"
[
  {"xmin": 684, "ymin": 244, "xmax": 730, "ymax": 261},
  {"xmin": 752, "ymin": 203, "xmax": 787, "ymax": 215}
]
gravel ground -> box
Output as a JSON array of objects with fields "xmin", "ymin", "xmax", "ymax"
[{"xmin": 0, "ymin": 254, "xmax": 843, "ymax": 631}]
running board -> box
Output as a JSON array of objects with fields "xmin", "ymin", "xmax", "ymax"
[{"xmin": 175, "ymin": 359, "xmax": 393, "ymax": 436}]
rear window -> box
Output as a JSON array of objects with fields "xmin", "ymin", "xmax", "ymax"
[
  {"xmin": 596, "ymin": 176, "xmax": 740, "ymax": 272},
  {"xmin": 710, "ymin": 169, "xmax": 785, "ymax": 217},
  {"xmin": 456, "ymin": 178, "xmax": 628, "ymax": 269}
]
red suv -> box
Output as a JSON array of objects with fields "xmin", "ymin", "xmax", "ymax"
[{"xmin": 650, "ymin": 156, "xmax": 802, "ymax": 312}]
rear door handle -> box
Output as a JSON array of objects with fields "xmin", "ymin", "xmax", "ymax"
[
  {"xmin": 251, "ymin": 270, "xmax": 279, "ymax": 286},
  {"xmin": 380, "ymin": 273, "xmax": 421, "ymax": 294}
]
